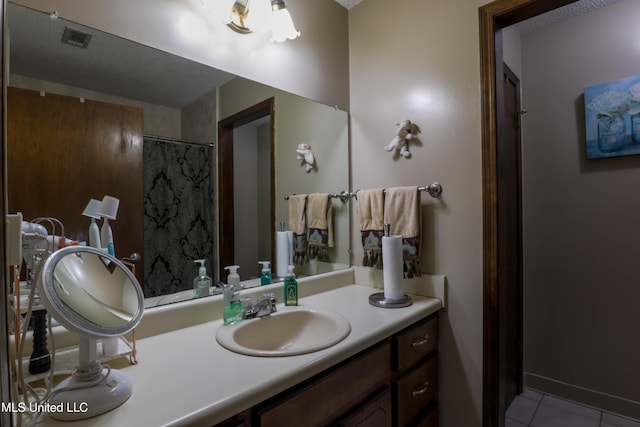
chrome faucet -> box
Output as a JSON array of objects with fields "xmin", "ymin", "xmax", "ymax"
[{"xmin": 244, "ymin": 293, "xmax": 277, "ymax": 319}]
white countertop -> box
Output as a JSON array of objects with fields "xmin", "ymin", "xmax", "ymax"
[{"xmin": 31, "ymin": 275, "xmax": 442, "ymax": 426}]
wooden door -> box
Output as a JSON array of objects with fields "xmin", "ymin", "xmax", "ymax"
[
  {"xmin": 497, "ymin": 63, "xmax": 524, "ymax": 416},
  {"xmin": 7, "ymin": 87, "xmax": 144, "ymax": 286}
]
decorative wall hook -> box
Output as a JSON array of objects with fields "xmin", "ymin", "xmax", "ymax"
[
  {"xmin": 383, "ymin": 119, "xmax": 421, "ymax": 159},
  {"xmin": 296, "ymin": 143, "xmax": 315, "ymax": 172}
]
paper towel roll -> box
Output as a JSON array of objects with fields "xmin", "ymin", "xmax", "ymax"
[
  {"xmin": 276, "ymin": 231, "xmax": 291, "ymax": 278},
  {"xmin": 382, "ymin": 235, "xmax": 404, "ymax": 300}
]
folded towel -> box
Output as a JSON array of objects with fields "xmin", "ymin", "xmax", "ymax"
[
  {"xmin": 357, "ymin": 188, "xmax": 385, "ymax": 268},
  {"xmin": 288, "ymin": 194, "xmax": 309, "ymax": 265},
  {"xmin": 383, "ymin": 186, "xmax": 421, "ymax": 278},
  {"xmin": 306, "ymin": 193, "xmax": 333, "ymax": 262}
]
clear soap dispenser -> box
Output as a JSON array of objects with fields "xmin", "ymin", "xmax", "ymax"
[
  {"xmin": 223, "ymin": 284, "xmax": 243, "ymax": 325},
  {"xmin": 224, "ymin": 265, "xmax": 241, "ymax": 291},
  {"xmin": 193, "ymin": 259, "xmax": 212, "ymax": 298},
  {"xmin": 259, "ymin": 261, "xmax": 272, "ymax": 286}
]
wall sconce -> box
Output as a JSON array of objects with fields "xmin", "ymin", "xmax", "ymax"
[{"xmin": 222, "ymin": 0, "xmax": 300, "ymax": 42}]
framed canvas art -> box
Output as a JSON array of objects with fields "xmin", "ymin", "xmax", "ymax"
[{"xmin": 584, "ymin": 75, "xmax": 640, "ymax": 159}]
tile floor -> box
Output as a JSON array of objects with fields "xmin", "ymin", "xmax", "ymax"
[{"xmin": 506, "ymin": 388, "xmax": 640, "ymax": 427}]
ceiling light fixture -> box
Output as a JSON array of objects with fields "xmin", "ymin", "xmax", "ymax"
[{"xmin": 225, "ymin": 0, "xmax": 300, "ymax": 42}]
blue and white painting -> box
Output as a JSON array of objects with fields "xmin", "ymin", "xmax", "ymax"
[{"xmin": 584, "ymin": 75, "xmax": 640, "ymax": 159}]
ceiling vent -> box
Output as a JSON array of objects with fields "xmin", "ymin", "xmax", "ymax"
[{"xmin": 61, "ymin": 27, "xmax": 92, "ymax": 48}]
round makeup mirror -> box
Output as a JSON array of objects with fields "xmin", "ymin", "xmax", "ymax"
[{"xmin": 35, "ymin": 246, "xmax": 144, "ymax": 421}]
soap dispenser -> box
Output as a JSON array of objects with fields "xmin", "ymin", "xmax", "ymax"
[
  {"xmin": 193, "ymin": 259, "xmax": 212, "ymax": 299},
  {"xmin": 259, "ymin": 261, "xmax": 272, "ymax": 286},
  {"xmin": 224, "ymin": 265, "xmax": 241, "ymax": 291},
  {"xmin": 284, "ymin": 265, "xmax": 298, "ymax": 306},
  {"xmin": 223, "ymin": 284, "xmax": 243, "ymax": 325}
]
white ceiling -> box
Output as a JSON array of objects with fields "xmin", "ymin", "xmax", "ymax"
[
  {"xmin": 333, "ymin": 0, "xmax": 366, "ymax": 9},
  {"xmin": 516, "ymin": 0, "xmax": 623, "ymax": 33},
  {"xmin": 333, "ymin": 0, "xmax": 621, "ymax": 20},
  {"xmin": 8, "ymin": 3, "xmax": 235, "ymax": 109}
]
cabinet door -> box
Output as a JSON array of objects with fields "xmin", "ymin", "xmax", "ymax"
[
  {"xmin": 257, "ymin": 341, "xmax": 390, "ymax": 427},
  {"xmin": 338, "ymin": 389, "xmax": 392, "ymax": 427}
]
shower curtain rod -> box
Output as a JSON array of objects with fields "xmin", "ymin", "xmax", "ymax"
[{"xmin": 143, "ymin": 134, "xmax": 214, "ymax": 147}]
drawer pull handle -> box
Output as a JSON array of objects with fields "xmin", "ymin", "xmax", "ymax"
[
  {"xmin": 412, "ymin": 381, "xmax": 430, "ymax": 397},
  {"xmin": 411, "ymin": 335, "xmax": 429, "ymax": 348}
]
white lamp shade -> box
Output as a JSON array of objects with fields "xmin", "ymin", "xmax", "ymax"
[
  {"xmin": 82, "ymin": 199, "xmax": 102, "ymax": 219},
  {"xmin": 245, "ymin": 0, "xmax": 272, "ymax": 33},
  {"xmin": 270, "ymin": 8, "xmax": 299, "ymax": 42},
  {"xmin": 96, "ymin": 196, "xmax": 120, "ymax": 220}
]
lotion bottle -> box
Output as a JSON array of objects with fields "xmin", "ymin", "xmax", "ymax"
[
  {"xmin": 259, "ymin": 261, "xmax": 272, "ymax": 286},
  {"xmin": 284, "ymin": 265, "xmax": 298, "ymax": 306},
  {"xmin": 193, "ymin": 260, "xmax": 212, "ymax": 298}
]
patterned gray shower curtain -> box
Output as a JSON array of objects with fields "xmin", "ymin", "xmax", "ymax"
[{"xmin": 143, "ymin": 137, "xmax": 215, "ymax": 298}]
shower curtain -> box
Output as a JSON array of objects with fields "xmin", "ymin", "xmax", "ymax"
[{"xmin": 143, "ymin": 137, "xmax": 215, "ymax": 298}]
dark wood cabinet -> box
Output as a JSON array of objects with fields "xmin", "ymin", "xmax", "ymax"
[
  {"xmin": 257, "ymin": 341, "xmax": 391, "ymax": 427},
  {"xmin": 339, "ymin": 389, "xmax": 393, "ymax": 427},
  {"xmin": 393, "ymin": 316, "xmax": 439, "ymax": 426},
  {"xmin": 214, "ymin": 312, "xmax": 439, "ymax": 427}
]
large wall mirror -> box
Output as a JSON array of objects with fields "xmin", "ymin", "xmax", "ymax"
[{"xmin": 6, "ymin": 2, "xmax": 350, "ymax": 308}]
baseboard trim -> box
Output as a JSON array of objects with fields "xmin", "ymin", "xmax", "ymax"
[{"xmin": 524, "ymin": 372, "xmax": 640, "ymax": 421}]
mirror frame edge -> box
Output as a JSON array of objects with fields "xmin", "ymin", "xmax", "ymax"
[{"xmin": 1, "ymin": 0, "xmax": 13, "ymax": 423}]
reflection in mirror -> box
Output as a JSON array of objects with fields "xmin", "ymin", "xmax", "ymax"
[
  {"xmin": 7, "ymin": 2, "xmax": 350, "ymax": 308},
  {"xmin": 28, "ymin": 246, "xmax": 144, "ymax": 421}
]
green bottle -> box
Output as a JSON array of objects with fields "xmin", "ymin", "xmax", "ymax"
[
  {"xmin": 284, "ymin": 265, "xmax": 298, "ymax": 306},
  {"xmin": 259, "ymin": 261, "xmax": 272, "ymax": 286}
]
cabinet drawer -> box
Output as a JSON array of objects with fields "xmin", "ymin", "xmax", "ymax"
[
  {"xmin": 257, "ymin": 341, "xmax": 391, "ymax": 427},
  {"xmin": 394, "ymin": 316, "xmax": 438, "ymax": 373},
  {"xmin": 395, "ymin": 356, "xmax": 438, "ymax": 427}
]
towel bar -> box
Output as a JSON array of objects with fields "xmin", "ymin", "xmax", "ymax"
[
  {"xmin": 284, "ymin": 191, "xmax": 351, "ymax": 203},
  {"xmin": 283, "ymin": 183, "xmax": 442, "ymax": 202},
  {"xmin": 350, "ymin": 182, "xmax": 442, "ymax": 199}
]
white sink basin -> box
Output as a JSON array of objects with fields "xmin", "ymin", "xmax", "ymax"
[{"xmin": 216, "ymin": 306, "xmax": 351, "ymax": 357}]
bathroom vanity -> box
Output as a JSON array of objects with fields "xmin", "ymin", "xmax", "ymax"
[
  {"xmin": 217, "ymin": 313, "xmax": 439, "ymax": 426},
  {"xmin": 25, "ymin": 269, "xmax": 443, "ymax": 426}
]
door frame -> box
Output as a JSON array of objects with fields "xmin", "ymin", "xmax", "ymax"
[{"xmin": 479, "ymin": 1, "xmax": 576, "ymax": 426}]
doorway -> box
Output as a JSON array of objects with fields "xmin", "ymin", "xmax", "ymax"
[
  {"xmin": 479, "ymin": 1, "xmax": 575, "ymax": 426},
  {"xmin": 217, "ymin": 98, "xmax": 275, "ymax": 281}
]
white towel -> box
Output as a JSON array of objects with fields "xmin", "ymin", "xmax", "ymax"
[{"xmin": 383, "ymin": 186, "xmax": 421, "ymax": 278}]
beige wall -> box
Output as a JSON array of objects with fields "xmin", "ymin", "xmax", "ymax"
[
  {"xmin": 520, "ymin": 1, "xmax": 640, "ymax": 418},
  {"xmin": 182, "ymin": 90, "xmax": 217, "ymax": 144},
  {"xmin": 502, "ymin": 25, "xmax": 522, "ymax": 78},
  {"xmin": 12, "ymin": 0, "xmax": 349, "ymax": 110},
  {"xmin": 349, "ymin": 0, "xmax": 486, "ymax": 425}
]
